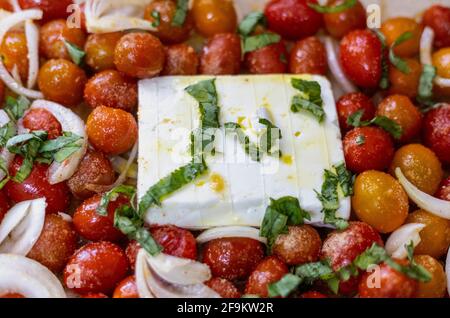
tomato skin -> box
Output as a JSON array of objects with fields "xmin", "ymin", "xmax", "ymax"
[
  {"xmin": 5, "ymin": 157, "xmax": 70, "ymax": 214},
  {"xmin": 245, "ymin": 256, "xmax": 289, "ymax": 298},
  {"xmin": 435, "ymin": 176, "xmax": 450, "ymax": 201},
  {"xmin": 63, "ymin": 241, "xmax": 129, "ymax": 294},
  {"xmin": 125, "ymin": 240, "xmax": 140, "ymax": 271},
  {"xmin": 1, "ymin": 31, "xmax": 29, "ymax": 83},
  {"xmin": 192, "ymin": 0, "xmax": 237, "ymax": 37},
  {"xmin": 336, "ymin": 92, "xmax": 376, "ymax": 132},
  {"xmin": 422, "ymin": 103, "xmax": 450, "ymax": 165},
  {"xmin": 245, "ymin": 40, "xmax": 288, "ymax": 74},
  {"xmin": 200, "ymin": 33, "xmax": 241, "ymax": 75},
  {"xmin": 264, "ymin": 0, "xmax": 323, "ymax": 40},
  {"xmin": 343, "ymin": 126, "xmax": 394, "ymax": 173},
  {"xmin": 289, "ymin": 36, "xmax": 327, "ymax": 75},
  {"xmin": 0, "ymin": 191, "xmax": 9, "ymax": 224},
  {"xmin": 84, "ymin": 32, "xmax": 124, "ymax": 72},
  {"xmin": 380, "ymin": 18, "xmax": 422, "ymax": 57},
  {"xmin": 22, "ymin": 108, "xmax": 62, "ymax": 140},
  {"xmin": 205, "ymin": 278, "xmax": 241, "ymax": 298},
  {"xmin": 0, "ymin": 0, "xmax": 12, "ymax": 11},
  {"xmin": 150, "ymin": 225, "xmax": 197, "ymax": 260},
  {"xmin": 323, "ymin": 0, "xmax": 366, "ymax": 38},
  {"xmin": 299, "ymin": 291, "xmax": 327, "ymax": 298},
  {"xmin": 202, "ymin": 238, "xmax": 265, "ymax": 281},
  {"xmin": 19, "ymin": 0, "xmax": 73, "ymax": 22},
  {"xmin": 162, "ymin": 44, "xmax": 199, "ymax": 76},
  {"xmin": 388, "ymin": 58, "xmax": 422, "ymax": 98},
  {"xmin": 422, "ymin": 5, "xmax": 450, "ymax": 49},
  {"xmin": 113, "ymin": 276, "xmax": 138, "ymax": 298},
  {"xmin": 339, "ymin": 29, "xmax": 383, "ymax": 88}
]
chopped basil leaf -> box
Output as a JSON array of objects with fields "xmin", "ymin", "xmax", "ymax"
[
  {"xmin": 356, "ymin": 134, "xmax": 365, "ymax": 145},
  {"xmin": 308, "ymin": 0, "xmax": 357, "ymax": 13},
  {"xmin": 171, "ymin": 0, "xmax": 189, "ymax": 27},
  {"xmin": 53, "ymin": 146, "xmax": 79, "ymax": 163},
  {"xmin": 97, "ymin": 185, "xmax": 137, "ymax": 216},
  {"xmin": 346, "ymin": 109, "xmax": 365, "ymax": 127},
  {"xmin": 417, "ymin": 64, "xmax": 437, "ymax": 108},
  {"xmin": 258, "ymin": 118, "xmax": 282, "ymax": 157},
  {"xmin": 389, "ymin": 32, "xmax": 413, "ymax": 74},
  {"xmin": 290, "ymin": 79, "xmax": 325, "ymax": 122},
  {"xmin": 225, "ymin": 122, "xmax": 261, "ymax": 162},
  {"xmin": 372, "ymin": 30, "xmax": 389, "ymax": 89},
  {"xmin": 334, "ymin": 163, "xmax": 354, "ymax": 197},
  {"xmin": 268, "ymin": 274, "xmax": 302, "ymax": 297},
  {"xmin": 353, "ymin": 243, "xmax": 388, "ymax": 270},
  {"xmin": 0, "ymin": 157, "xmax": 10, "ymax": 190},
  {"xmin": 64, "ymin": 40, "xmax": 86, "ymax": 66},
  {"xmin": 402, "ymin": 241, "xmax": 432, "ymax": 282},
  {"xmin": 238, "ymin": 12, "xmax": 266, "ymax": 36},
  {"xmin": 243, "ymin": 33, "xmax": 281, "ymax": 53},
  {"xmin": 0, "ymin": 121, "xmax": 16, "ymax": 148},
  {"xmin": 370, "ymin": 116, "xmax": 402, "ymax": 140},
  {"xmin": 39, "ymin": 132, "xmax": 82, "ymax": 153},
  {"xmin": 4, "ymin": 95, "xmax": 30, "ymax": 122},
  {"xmin": 150, "ymin": 10, "xmax": 161, "ymax": 27},
  {"xmin": 294, "ymin": 260, "xmax": 335, "ymax": 285}
]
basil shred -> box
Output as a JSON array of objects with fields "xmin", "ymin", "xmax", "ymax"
[
  {"xmin": 290, "ymin": 78, "xmax": 325, "ymax": 122},
  {"xmin": 389, "ymin": 31, "xmax": 413, "ymax": 74},
  {"xmin": 4, "ymin": 95, "xmax": 30, "ymax": 122},
  {"xmin": 238, "ymin": 12, "xmax": 281, "ymax": 53},
  {"xmin": 171, "ymin": 0, "xmax": 189, "ymax": 26},
  {"xmin": 308, "ymin": 0, "xmax": 357, "ymax": 14},
  {"xmin": 238, "ymin": 12, "xmax": 266, "ymax": 36},
  {"xmin": 347, "ymin": 109, "xmax": 403, "ymax": 140},
  {"xmin": 372, "ymin": 30, "xmax": 389, "ymax": 90},
  {"xmin": 64, "ymin": 40, "xmax": 86, "ymax": 66},
  {"xmin": 417, "ymin": 64, "xmax": 437, "ymax": 109},
  {"xmin": 150, "ymin": 10, "xmax": 161, "ymax": 28}
]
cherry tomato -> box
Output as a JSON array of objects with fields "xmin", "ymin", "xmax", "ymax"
[
  {"xmin": 245, "ymin": 256, "xmax": 289, "ymax": 298},
  {"xmin": 192, "ymin": 0, "xmax": 237, "ymax": 37},
  {"xmin": 200, "ymin": 33, "xmax": 241, "ymax": 75},
  {"xmin": 264, "ymin": 0, "xmax": 323, "ymax": 40},
  {"xmin": 84, "ymin": 32, "xmax": 124, "ymax": 72},
  {"xmin": 352, "ymin": 171, "xmax": 409, "ymax": 233},
  {"xmin": 423, "ymin": 5, "xmax": 450, "ymax": 49},
  {"xmin": 433, "ymin": 48, "xmax": 450, "ymax": 79},
  {"xmin": 202, "ymin": 237, "xmax": 265, "ymax": 281},
  {"xmin": 272, "ymin": 225, "xmax": 321, "ymax": 266},
  {"xmin": 150, "ymin": 225, "xmax": 197, "ymax": 260},
  {"xmin": 19, "ymin": 0, "xmax": 73, "ymax": 22},
  {"xmin": 5, "ymin": 157, "xmax": 70, "ymax": 214},
  {"xmin": 84, "ymin": 70, "xmax": 137, "ymax": 112},
  {"xmin": 63, "ymin": 241, "xmax": 129, "ymax": 294},
  {"xmin": 381, "ymin": 17, "xmax": 422, "ymax": 57},
  {"xmin": 27, "ymin": 214, "xmax": 77, "ymax": 273},
  {"xmin": 289, "ymin": 36, "xmax": 327, "ymax": 75},
  {"xmin": 0, "ymin": 293, "xmax": 25, "ymax": 298},
  {"xmin": 114, "ymin": 32, "xmax": 165, "ymax": 79},
  {"xmin": 144, "ymin": 0, "xmax": 194, "ymax": 44},
  {"xmin": 406, "ymin": 209, "xmax": 450, "ymax": 259},
  {"xmin": 0, "ymin": 31, "xmax": 29, "ymax": 82},
  {"xmin": 435, "ymin": 176, "xmax": 450, "ymax": 201},
  {"xmin": 323, "ymin": 0, "xmax": 366, "ymax": 38},
  {"xmin": 162, "ymin": 44, "xmax": 199, "ymax": 76},
  {"xmin": 245, "ymin": 39, "xmax": 288, "ymax": 74},
  {"xmin": 37, "ymin": 59, "xmax": 87, "ymax": 107},
  {"xmin": 86, "ymin": 106, "xmax": 138, "ymax": 155},
  {"xmin": 82, "ymin": 293, "xmax": 108, "ymax": 298},
  {"xmin": 205, "ymin": 278, "xmax": 241, "ymax": 298},
  {"xmin": 125, "ymin": 240, "xmax": 140, "ymax": 271},
  {"xmin": 113, "ymin": 276, "xmax": 138, "ymax": 298},
  {"xmin": 389, "ymin": 144, "xmax": 443, "ymax": 195},
  {"xmin": 358, "ymin": 259, "xmax": 418, "ymax": 298},
  {"xmin": 388, "ymin": 58, "xmax": 422, "ymax": 98},
  {"xmin": 343, "ymin": 127, "xmax": 394, "ymax": 173},
  {"xmin": 336, "ymin": 92, "xmax": 376, "ymax": 132},
  {"xmin": 422, "ymin": 103, "xmax": 450, "ymax": 165},
  {"xmin": 0, "ymin": 0, "xmax": 12, "ymax": 11},
  {"xmin": 299, "ymin": 291, "xmax": 327, "ymax": 298},
  {"xmin": 22, "ymin": 108, "xmax": 62, "ymax": 140},
  {"xmin": 0, "ymin": 190, "xmax": 9, "ymax": 224},
  {"xmin": 39, "ymin": 19, "xmax": 86, "ymax": 60},
  {"xmin": 340, "ymin": 29, "xmax": 383, "ymax": 88},
  {"xmin": 376, "ymin": 95, "xmax": 422, "ymax": 143},
  {"xmin": 413, "ymin": 255, "xmax": 447, "ymax": 298}
]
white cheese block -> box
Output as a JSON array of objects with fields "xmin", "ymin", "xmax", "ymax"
[{"xmin": 138, "ymin": 75, "xmax": 350, "ymax": 229}]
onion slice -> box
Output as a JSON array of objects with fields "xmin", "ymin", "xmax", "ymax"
[
  {"xmin": 395, "ymin": 168, "xmax": 450, "ymax": 220},
  {"xmin": 25, "ymin": 19, "xmax": 39, "ymax": 89},
  {"xmin": 420, "ymin": 26, "xmax": 450, "ymax": 88},
  {"xmin": 110, "ymin": 155, "xmax": 137, "ymax": 179},
  {"xmin": 196, "ymin": 226, "xmax": 267, "ymax": 244},
  {"xmin": 385, "ymin": 223, "xmax": 425, "ymax": 259},
  {"xmin": 0, "ymin": 110, "xmax": 15, "ymax": 181}
]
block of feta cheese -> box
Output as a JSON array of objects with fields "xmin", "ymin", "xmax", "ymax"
[{"xmin": 138, "ymin": 75, "xmax": 350, "ymax": 229}]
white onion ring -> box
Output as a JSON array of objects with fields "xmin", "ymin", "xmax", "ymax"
[
  {"xmin": 9, "ymin": 0, "xmax": 21, "ymax": 12},
  {"xmin": 420, "ymin": 26, "xmax": 450, "ymax": 88},
  {"xmin": 196, "ymin": 226, "xmax": 267, "ymax": 244},
  {"xmin": 10, "ymin": 64, "xmax": 22, "ymax": 85},
  {"xmin": 395, "ymin": 168, "xmax": 450, "ymax": 220},
  {"xmin": 57, "ymin": 212, "xmax": 73, "ymax": 223},
  {"xmin": 385, "ymin": 223, "xmax": 425, "ymax": 259},
  {"xmin": 25, "ymin": 19, "xmax": 39, "ymax": 89},
  {"xmin": 135, "ymin": 249, "xmax": 155, "ymax": 298},
  {"xmin": 0, "ymin": 110, "xmax": 15, "ymax": 181}
]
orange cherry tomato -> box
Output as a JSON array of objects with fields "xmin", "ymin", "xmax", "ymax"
[
  {"xmin": 205, "ymin": 278, "xmax": 241, "ymax": 298},
  {"xmin": 388, "ymin": 58, "xmax": 422, "ymax": 98},
  {"xmin": 22, "ymin": 108, "xmax": 62, "ymax": 140},
  {"xmin": 192, "ymin": 0, "xmax": 237, "ymax": 37},
  {"xmin": 0, "ymin": 30, "xmax": 29, "ymax": 82},
  {"xmin": 84, "ymin": 32, "xmax": 124, "ymax": 72},
  {"xmin": 380, "ymin": 17, "xmax": 422, "ymax": 57},
  {"xmin": 113, "ymin": 276, "xmax": 138, "ymax": 298},
  {"xmin": 245, "ymin": 256, "xmax": 289, "ymax": 298},
  {"xmin": 432, "ymin": 47, "xmax": 450, "ymax": 79},
  {"xmin": 162, "ymin": 44, "xmax": 199, "ymax": 76},
  {"xmin": 413, "ymin": 255, "xmax": 447, "ymax": 298},
  {"xmin": 323, "ymin": 0, "xmax": 366, "ymax": 38},
  {"xmin": 289, "ymin": 36, "xmax": 327, "ymax": 75},
  {"xmin": 0, "ymin": 0, "xmax": 13, "ymax": 11}
]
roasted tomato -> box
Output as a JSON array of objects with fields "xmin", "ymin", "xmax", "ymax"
[
  {"xmin": 340, "ymin": 30, "xmax": 382, "ymax": 88},
  {"xmin": 113, "ymin": 276, "xmax": 138, "ymax": 298},
  {"xmin": 245, "ymin": 39, "xmax": 288, "ymax": 74},
  {"xmin": 272, "ymin": 225, "xmax": 321, "ymax": 266},
  {"xmin": 162, "ymin": 44, "xmax": 199, "ymax": 76},
  {"xmin": 388, "ymin": 58, "xmax": 422, "ymax": 98},
  {"xmin": 435, "ymin": 176, "xmax": 450, "ymax": 201},
  {"xmin": 86, "ymin": 106, "xmax": 138, "ymax": 156},
  {"xmin": 413, "ymin": 255, "xmax": 447, "ymax": 298},
  {"xmin": 19, "ymin": 0, "xmax": 73, "ymax": 22},
  {"xmin": 39, "ymin": 19, "xmax": 87, "ymax": 60},
  {"xmin": 192, "ymin": 0, "xmax": 237, "ymax": 37},
  {"xmin": 323, "ymin": 0, "xmax": 366, "ymax": 38},
  {"xmin": 423, "ymin": 5, "xmax": 450, "ymax": 49},
  {"xmin": 5, "ymin": 157, "xmax": 70, "ymax": 214},
  {"xmin": 336, "ymin": 92, "xmax": 376, "ymax": 132},
  {"xmin": 433, "ymin": 48, "xmax": 450, "ymax": 79},
  {"xmin": 381, "ymin": 17, "xmax": 422, "ymax": 57},
  {"xmin": 358, "ymin": 259, "xmax": 418, "ymax": 298},
  {"xmin": 27, "ymin": 214, "xmax": 77, "ymax": 273},
  {"xmin": 22, "ymin": 108, "xmax": 62, "ymax": 140},
  {"xmin": 0, "ymin": 0, "xmax": 12, "ymax": 11},
  {"xmin": 299, "ymin": 291, "xmax": 327, "ymax": 298},
  {"xmin": 0, "ymin": 191, "xmax": 9, "ymax": 224},
  {"xmin": 0, "ymin": 31, "xmax": 29, "ymax": 82},
  {"xmin": 202, "ymin": 237, "xmax": 265, "ymax": 281},
  {"xmin": 245, "ymin": 256, "xmax": 289, "ymax": 298},
  {"xmin": 84, "ymin": 70, "xmax": 137, "ymax": 112},
  {"xmin": 144, "ymin": 0, "xmax": 194, "ymax": 44},
  {"xmin": 343, "ymin": 126, "xmax": 394, "ymax": 173},
  {"xmin": 352, "ymin": 171, "xmax": 409, "ymax": 233},
  {"xmin": 422, "ymin": 103, "xmax": 450, "ymax": 165},
  {"xmin": 114, "ymin": 32, "xmax": 165, "ymax": 79},
  {"xmin": 264, "ymin": 0, "xmax": 323, "ymax": 40},
  {"xmin": 63, "ymin": 241, "xmax": 129, "ymax": 294},
  {"xmin": 125, "ymin": 240, "xmax": 140, "ymax": 271},
  {"xmin": 150, "ymin": 225, "xmax": 197, "ymax": 260},
  {"xmin": 389, "ymin": 144, "xmax": 443, "ymax": 195},
  {"xmin": 37, "ymin": 59, "xmax": 87, "ymax": 107},
  {"xmin": 205, "ymin": 278, "xmax": 241, "ymax": 298},
  {"xmin": 84, "ymin": 32, "xmax": 124, "ymax": 72},
  {"xmin": 289, "ymin": 36, "xmax": 327, "ymax": 75},
  {"xmin": 200, "ymin": 33, "xmax": 241, "ymax": 75}
]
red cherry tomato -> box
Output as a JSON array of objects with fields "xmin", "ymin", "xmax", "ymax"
[
  {"xmin": 435, "ymin": 176, "xmax": 450, "ymax": 201},
  {"xmin": 340, "ymin": 29, "xmax": 383, "ymax": 88},
  {"xmin": 63, "ymin": 241, "xmax": 129, "ymax": 294},
  {"xmin": 336, "ymin": 92, "xmax": 376, "ymax": 132},
  {"xmin": 323, "ymin": 0, "xmax": 366, "ymax": 38},
  {"xmin": 150, "ymin": 225, "xmax": 197, "ymax": 260},
  {"xmin": 300, "ymin": 291, "xmax": 327, "ymax": 298},
  {"xmin": 205, "ymin": 278, "xmax": 241, "ymax": 298},
  {"xmin": 200, "ymin": 33, "xmax": 241, "ymax": 75},
  {"xmin": 0, "ymin": 191, "xmax": 10, "ymax": 224},
  {"xmin": 5, "ymin": 157, "xmax": 70, "ymax": 214},
  {"xmin": 422, "ymin": 103, "xmax": 450, "ymax": 165},
  {"xmin": 245, "ymin": 39, "xmax": 288, "ymax": 74},
  {"xmin": 82, "ymin": 293, "xmax": 108, "ymax": 298},
  {"xmin": 113, "ymin": 275, "xmax": 138, "ymax": 298},
  {"xmin": 264, "ymin": 0, "xmax": 323, "ymax": 40},
  {"xmin": 125, "ymin": 240, "xmax": 140, "ymax": 271},
  {"xmin": 162, "ymin": 44, "xmax": 199, "ymax": 76},
  {"xmin": 22, "ymin": 108, "xmax": 62, "ymax": 140},
  {"xmin": 343, "ymin": 126, "xmax": 395, "ymax": 173},
  {"xmin": 423, "ymin": 5, "xmax": 450, "ymax": 49},
  {"xmin": 19, "ymin": 0, "xmax": 73, "ymax": 22},
  {"xmin": 289, "ymin": 36, "xmax": 327, "ymax": 75},
  {"xmin": 245, "ymin": 256, "xmax": 289, "ymax": 297},
  {"xmin": 0, "ymin": 293, "xmax": 25, "ymax": 298},
  {"xmin": 0, "ymin": 0, "xmax": 13, "ymax": 11}
]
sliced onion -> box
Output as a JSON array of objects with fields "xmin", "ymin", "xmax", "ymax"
[
  {"xmin": 57, "ymin": 212, "xmax": 73, "ymax": 222},
  {"xmin": 135, "ymin": 249, "xmax": 155, "ymax": 298},
  {"xmin": 0, "ymin": 110, "xmax": 15, "ymax": 181},
  {"xmin": 446, "ymin": 246, "xmax": 449, "ymax": 297},
  {"xmin": 27, "ymin": 100, "xmax": 88, "ymax": 184},
  {"xmin": 385, "ymin": 223, "xmax": 425, "ymax": 259},
  {"xmin": 0, "ymin": 254, "xmax": 66, "ymax": 298},
  {"xmin": 395, "ymin": 168, "xmax": 450, "ymax": 220},
  {"xmin": 25, "ymin": 19, "xmax": 39, "ymax": 89},
  {"xmin": 10, "ymin": 64, "xmax": 22, "ymax": 85},
  {"xmin": 110, "ymin": 155, "xmax": 137, "ymax": 179},
  {"xmin": 324, "ymin": 36, "xmax": 357, "ymax": 95},
  {"xmin": 196, "ymin": 226, "xmax": 267, "ymax": 245},
  {"xmin": 420, "ymin": 26, "xmax": 450, "ymax": 88},
  {"xmin": 9, "ymin": 0, "xmax": 21, "ymax": 12}
]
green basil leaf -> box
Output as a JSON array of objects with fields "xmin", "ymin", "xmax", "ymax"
[
  {"xmin": 268, "ymin": 274, "xmax": 302, "ymax": 297},
  {"xmin": 389, "ymin": 31, "xmax": 413, "ymax": 74},
  {"xmin": 0, "ymin": 157, "xmax": 10, "ymax": 190},
  {"xmin": 417, "ymin": 64, "xmax": 437, "ymax": 107},
  {"xmin": 0, "ymin": 121, "xmax": 16, "ymax": 148},
  {"xmin": 370, "ymin": 116, "xmax": 402, "ymax": 140},
  {"xmin": 4, "ymin": 95, "xmax": 30, "ymax": 122},
  {"xmin": 53, "ymin": 145, "xmax": 80, "ymax": 163},
  {"xmin": 307, "ymin": 0, "xmax": 357, "ymax": 13},
  {"xmin": 294, "ymin": 260, "xmax": 334, "ymax": 285},
  {"xmin": 259, "ymin": 118, "xmax": 282, "ymax": 157},
  {"xmin": 290, "ymin": 79, "xmax": 325, "ymax": 122},
  {"xmin": 334, "ymin": 162, "xmax": 354, "ymax": 197},
  {"xmin": 346, "ymin": 109, "xmax": 365, "ymax": 127},
  {"xmin": 171, "ymin": 0, "xmax": 189, "ymax": 26},
  {"xmin": 238, "ymin": 12, "xmax": 266, "ymax": 36},
  {"xmin": 97, "ymin": 185, "xmax": 136, "ymax": 216},
  {"xmin": 150, "ymin": 10, "xmax": 161, "ymax": 27},
  {"xmin": 64, "ymin": 40, "xmax": 86, "ymax": 66},
  {"xmin": 243, "ymin": 33, "xmax": 281, "ymax": 53},
  {"xmin": 291, "ymin": 96, "xmax": 325, "ymax": 123},
  {"xmin": 225, "ymin": 122, "xmax": 261, "ymax": 162},
  {"xmin": 353, "ymin": 243, "xmax": 388, "ymax": 270},
  {"xmin": 372, "ymin": 29, "xmax": 389, "ymax": 89},
  {"xmin": 402, "ymin": 241, "xmax": 432, "ymax": 282},
  {"xmin": 39, "ymin": 132, "xmax": 82, "ymax": 153}
]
